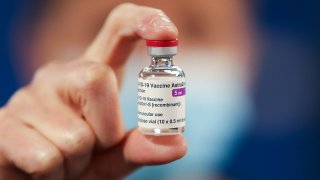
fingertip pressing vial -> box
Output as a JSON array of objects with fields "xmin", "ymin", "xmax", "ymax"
[{"xmin": 138, "ymin": 39, "xmax": 186, "ymax": 135}]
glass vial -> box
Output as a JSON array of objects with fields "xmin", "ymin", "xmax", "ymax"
[{"xmin": 138, "ymin": 39, "xmax": 186, "ymax": 135}]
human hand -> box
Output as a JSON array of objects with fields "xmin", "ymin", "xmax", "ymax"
[{"xmin": 0, "ymin": 3, "xmax": 187, "ymax": 179}]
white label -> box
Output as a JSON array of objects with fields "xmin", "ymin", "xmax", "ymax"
[{"xmin": 138, "ymin": 78, "xmax": 186, "ymax": 128}]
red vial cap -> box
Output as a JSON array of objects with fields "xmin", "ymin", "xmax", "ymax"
[{"xmin": 146, "ymin": 39, "xmax": 178, "ymax": 47}]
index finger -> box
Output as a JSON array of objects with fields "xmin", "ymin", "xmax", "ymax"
[{"xmin": 84, "ymin": 3, "xmax": 178, "ymax": 83}]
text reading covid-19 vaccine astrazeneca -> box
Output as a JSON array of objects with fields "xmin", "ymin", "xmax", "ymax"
[{"xmin": 138, "ymin": 39, "xmax": 186, "ymax": 135}]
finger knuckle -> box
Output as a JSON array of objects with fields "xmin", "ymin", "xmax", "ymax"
[
  {"xmin": 110, "ymin": 3, "xmax": 164, "ymax": 20},
  {"xmin": 81, "ymin": 63, "xmax": 115, "ymax": 91},
  {"xmin": 25, "ymin": 147, "xmax": 62, "ymax": 175},
  {"xmin": 0, "ymin": 112, "xmax": 13, "ymax": 135},
  {"xmin": 32, "ymin": 62, "xmax": 57, "ymax": 83},
  {"xmin": 107, "ymin": 3, "xmax": 135, "ymax": 23},
  {"xmin": 5, "ymin": 87, "xmax": 33, "ymax": 109},
  {"xmin": 61, "ymin": 125, "xmax": 95, "ymax": 157},
  {"xmin": 112, "ymin": 3, "xmax": 136, "ymax": 13}
]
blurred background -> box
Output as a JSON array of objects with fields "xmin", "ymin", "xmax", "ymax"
[{"xmin": 1, "ymin": 0, "xmax": 319, "ymax": 179}]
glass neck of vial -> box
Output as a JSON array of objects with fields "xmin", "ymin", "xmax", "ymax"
[{"xmin": 151, "ymin": 56, "xmax": 173, "ymax": 67}]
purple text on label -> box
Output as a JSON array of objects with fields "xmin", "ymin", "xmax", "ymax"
[{"xmin": 172, "ymin": 87, "xmax": 186, "ymax": 97}]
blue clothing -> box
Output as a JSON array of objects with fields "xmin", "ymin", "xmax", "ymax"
[
  {"xmin": 0, "ymin": 1, "xmax": 20, "ymax": 106},
  {"xmin": 224, "ymin": 0, "xmax": 320, "ymax": 179}
]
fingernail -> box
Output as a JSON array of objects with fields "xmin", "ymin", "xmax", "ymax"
[
  {"xmin": 136, "ymin": 15, "xmax": 178, "ymax": 39},
  {"xmin": 151, "ymin": 16, "xmax": 174, "ymax": 28}
]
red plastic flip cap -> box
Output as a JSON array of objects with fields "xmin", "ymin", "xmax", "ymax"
[
  {"xmin": 146, "ymin": 39, "xmax": 179, "ymax": 47},
  {"xmin": 146, "ymin": 39, "xmax": 178, "ymax": 56}
]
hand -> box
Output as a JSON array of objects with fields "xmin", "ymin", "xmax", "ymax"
[{"xmin": 0, "ymin": 3, "xmax": 187, "ymax": 179}]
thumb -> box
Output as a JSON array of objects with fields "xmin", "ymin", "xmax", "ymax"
[
  {"xmin": 81, "ymin": 129, "xmax": 187, "ymax": 179},
  {"xmin": 84, "ymin": 3, "xmax": 178, "ymax": 84}
]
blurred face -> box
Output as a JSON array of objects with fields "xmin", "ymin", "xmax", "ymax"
[{"xmin": 16, "ymin": 0, "xmax": 252, "ymax": 79}]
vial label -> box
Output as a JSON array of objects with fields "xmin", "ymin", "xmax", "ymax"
[{"xmin": 138, "ymin": 78, "xmax": 186, "ymax": 129}]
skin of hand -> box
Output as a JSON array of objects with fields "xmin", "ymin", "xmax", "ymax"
[{"xmin": 0, "ymin": 3, "xmax": 187, "ymax": 180}]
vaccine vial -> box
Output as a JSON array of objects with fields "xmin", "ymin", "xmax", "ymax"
[{"xmin": 138, "ymin": 39, "xmax": 186, "ymax": 135}]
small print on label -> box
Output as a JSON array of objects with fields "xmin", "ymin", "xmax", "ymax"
[{"xmin": 137, "ymin": 78, "xmax": 186, "ymax": 129}]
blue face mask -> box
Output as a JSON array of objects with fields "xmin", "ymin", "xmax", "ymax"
[{"xmin": 121, "ymin": 48, "xmax": 253, "ymax": 179}]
